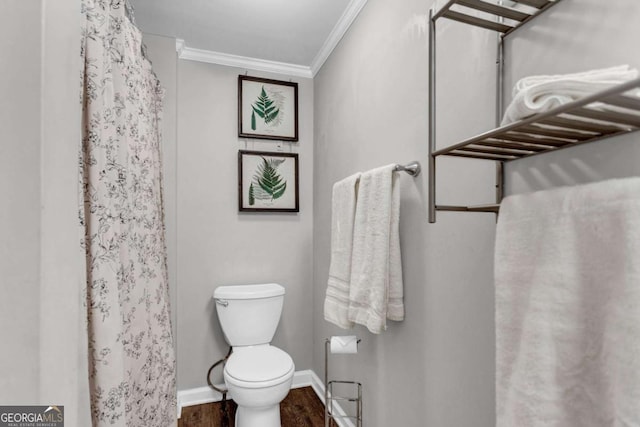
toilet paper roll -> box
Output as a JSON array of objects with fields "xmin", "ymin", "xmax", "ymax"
[{"xmin": 330, "ymin": 336, "xmax": 359, "ymax": 354}]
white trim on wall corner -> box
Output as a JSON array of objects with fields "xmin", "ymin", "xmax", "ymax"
[
  {"xmin": 309, "ymin": 0, "xmax": 369, "ymax": 77},
  {"xmin": 177, "ymin": 370, "xmax": 354, "ymax": 427},
  {"xmin": 176, "ymin": 384, "xmax": 224, "ymax": 419},
  {"xmin": 175, "ymin": 39, "xmax": 185, "ymax": 57},
  {"xmin": 173, "ymin": 0, "xmax": 368, "ymax": 79},
  {"xmin": 174, "ymin": 39, "xmax": 313, "ymax": 79}
]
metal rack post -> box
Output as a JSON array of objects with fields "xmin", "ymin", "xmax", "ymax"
[{"xmin": 428, "ymin": 7, "xmax": 437, "ymax": 223}]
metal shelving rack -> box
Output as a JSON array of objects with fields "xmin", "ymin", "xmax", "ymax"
[
  {"xmin": 428, "ymin": 0, "xmax": 640, "ymax": 223},
  {"xmin": 324, "ymin": 338, "xmax": 362, "ymax": 427}
]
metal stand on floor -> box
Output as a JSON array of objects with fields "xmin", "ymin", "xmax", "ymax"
[{"xmin": 324, "ymin": 338, "xmax": 362, "ymax": 427}]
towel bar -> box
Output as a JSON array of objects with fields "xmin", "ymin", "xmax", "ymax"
[{"xmin": 394, "ymin": 161, "xmax": 421, "ymax": 177}]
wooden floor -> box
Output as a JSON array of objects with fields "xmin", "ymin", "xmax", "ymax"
[{"xmin": 178, "ymin": 386, "xmax": 338, "ymax": 427}]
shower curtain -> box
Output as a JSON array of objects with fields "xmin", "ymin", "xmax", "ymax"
[{"xmin": 79, "ymin": 1, "xmax": 176, "ymax": 425}]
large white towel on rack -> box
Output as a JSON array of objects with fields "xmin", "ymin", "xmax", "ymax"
[
  {"xmin": 348, "ymin": 164, "xmax": 404, "ymax": 334},
  {"xmin": 495, "ymin": 177, "xmax": 640, "ymax": 427},
  {"xmin": 501, "ymin": 65, "xmax": 638, "ymax": 125},
  {"xmin": 324, "ymin": 172, "xmax": 361, "ymax": 329}
]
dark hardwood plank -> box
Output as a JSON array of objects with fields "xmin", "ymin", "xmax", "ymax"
[
  {"xmin": 179, "ymin": 400, "xmax": 222, "ymax": 427},
  {"xmin": 178, "ymin": 387, "xmax": 338, "ymax": 427},
  {"xmin": 281, "ymin": 387, "xmax": 338, "ymax": 427}
]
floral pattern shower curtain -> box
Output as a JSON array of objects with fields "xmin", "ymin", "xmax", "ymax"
[{"xmin": 79, "ymin": 1, "xmax": 176, "ymax": 425}]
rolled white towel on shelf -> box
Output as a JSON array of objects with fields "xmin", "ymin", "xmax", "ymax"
[
  {"xmin": 501, "ymin": 65, "xmax": 639, "ymax": 125},
  {"xmin": 510, "ymin": 65, "xmax": 637, "ymax": 98}
]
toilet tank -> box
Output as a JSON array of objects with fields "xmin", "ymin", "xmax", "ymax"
[{"xmin": 213, "ymin": 283, "xmax": 285, "ymax": 347}]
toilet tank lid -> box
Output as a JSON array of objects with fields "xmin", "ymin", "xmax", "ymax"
[{"xmin": 214, "ymin": 283, "xmax": 285, "ymax": 300}]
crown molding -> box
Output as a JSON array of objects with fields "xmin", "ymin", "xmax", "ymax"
[
  {"xmin": 173, "ymin": 0, "xmax": 367, "ymax": 79},
  {"xmin": 309, "ymin": 0, "xmax": 368, "ymax": 77},
  {"xmin": 175, "ymin": 39, "xmax": 313, "ymax": 79}
]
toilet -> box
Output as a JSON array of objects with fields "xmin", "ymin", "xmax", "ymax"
[{"xmin": 213, "ymin": 283, "xmax": 295, "ymax": 427}]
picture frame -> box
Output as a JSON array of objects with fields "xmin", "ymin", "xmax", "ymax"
[
  {"xmin": 238, "ymin": 75, "xmax": 299, "ymax": 141},
  {"xmin": 238, "ymin": 150, "xmax": 299, "ymax": 212}
]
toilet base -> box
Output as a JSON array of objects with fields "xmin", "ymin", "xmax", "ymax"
[{"xmin": 235, "ymin": 404, "xmax": 281, "ymax": 427}]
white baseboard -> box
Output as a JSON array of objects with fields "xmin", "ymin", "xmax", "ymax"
[{"xmin": 177, "ymin": 370, "xmax": 354, "ymax": 427}]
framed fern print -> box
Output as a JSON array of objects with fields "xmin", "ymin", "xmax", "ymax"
[
  {"xmin": 238, "ymin": 150, "xmax": 299, "ymax": 212},
  {"xmin": 238, "ymin": 75, "xmax": 299, "ymax": 141}
]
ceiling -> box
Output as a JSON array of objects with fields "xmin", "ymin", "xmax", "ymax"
[{"xmin": 130, "ymin": 0, "xmax": 366, "ymax": 76}]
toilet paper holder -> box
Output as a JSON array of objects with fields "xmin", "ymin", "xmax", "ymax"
[{"xmin": 324, "ymin": 338, "xmax": 363, "ymax": 427}]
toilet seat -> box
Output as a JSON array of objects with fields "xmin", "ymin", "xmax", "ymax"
[{"xmin": 225, "ymin": 346, "xmax": 294, "ymax": 389}]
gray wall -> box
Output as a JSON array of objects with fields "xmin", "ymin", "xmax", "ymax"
[
  {"xmin": 176, "ymin": 60, "xmax": 315, "ymax": 389},
  {"xmin": 0, "ymin": 1, "xmax": 90, "ymax": 425},
  {"xmin": 313, "ymin": 0, "xmax": 497, "ymax": 426},
  {"xmin": 313, "ymin": 0, "xmax": 640, "ymax": 426},
  {"xmin": 0, "ymin": 0, "xmax": 43, "ymax": 401},
  {"xmin": 503, "ymin": 0, "xmax": 640, "ymax": 194}
]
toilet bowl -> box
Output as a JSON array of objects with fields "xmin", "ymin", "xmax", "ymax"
[
  {"xmin": 224, "ymin": 345, "xmax": 294, "ymax": 427},
  {"xmin": 213, "ymin": 283, "xmax": 294, "ymax": 427}
]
